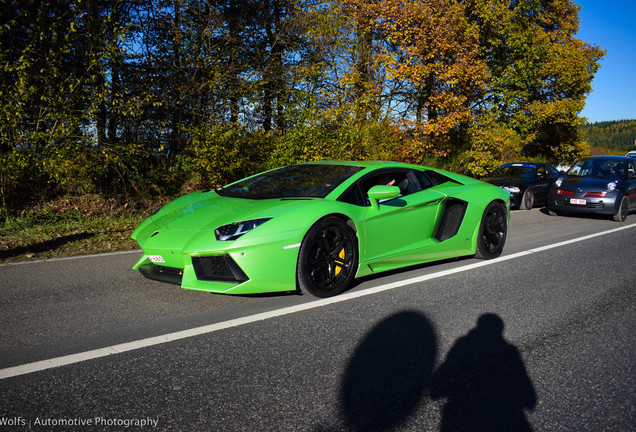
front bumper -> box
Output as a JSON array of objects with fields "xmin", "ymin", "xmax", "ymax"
[
  {"xmin": 133, "ymin": 229, "xmax": 305, "ymax": 295},
  {"xmin": 548, "ymin": 193, "xmax": 620, "ymax": 215},
  {"xmin": 508, "ymin": 191, "xmax": 523, "ymax": 209},
  {"xmin": 137, "ymin": 255, "xmax": 249, "ymax": 285}
]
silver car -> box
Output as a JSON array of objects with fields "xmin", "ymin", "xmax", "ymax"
[{"xmin": 547, "ymin": 156, "xmax": 636, "ymax": 222}]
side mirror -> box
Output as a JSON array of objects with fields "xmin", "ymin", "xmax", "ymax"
[{"xmin": 367, "ymin": 185, "xmax": 401, "ymax": 210}]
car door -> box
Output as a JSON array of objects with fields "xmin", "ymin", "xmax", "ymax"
[
  {"xmin": 532, "ymin": 164, "xmax": 554, "ymax": 203},
  {"xmin": 360, "ymin": 171, "xmax": 446, "ymax": 263},
  {"xmin": 627, "ymin": 159, "xmax": 636, "ymax": 209}
]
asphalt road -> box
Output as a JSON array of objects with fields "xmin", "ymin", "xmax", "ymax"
[{"xmin": 1, "ymin": 209, "xmax": 634, "ymax": 431}]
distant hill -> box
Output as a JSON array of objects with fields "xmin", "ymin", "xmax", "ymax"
[{"xmin": 580, "ymin": 119, "xmax": 636, "ymax": 154}]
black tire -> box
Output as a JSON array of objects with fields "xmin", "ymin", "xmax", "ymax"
[
  {"xmin": 297, "ymin": 217, "xmax": 358, "ymax": 297},
  {"xmin": 475, "ymin": 201, "xmax": 507, "ymax": 260},
  {"xmin": 613, "ymin": 196, "xmax": 628, "ymax": 222},
  {"xmin": 520, "ymin": 188, "xmax": 534, "ymax": 210}
]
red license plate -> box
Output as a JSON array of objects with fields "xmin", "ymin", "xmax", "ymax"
[{"xmin": 570, "ymin": 198, "xmax": 586, "ymax": 205}]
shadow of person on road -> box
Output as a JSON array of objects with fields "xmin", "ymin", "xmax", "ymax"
[
  {"xmin": 430, "ymin": 313, "xmax": 536, "ymax": 432},
  {"xmin": 339, "ymin": 311, "xmax": 437, "ymax": 431}
]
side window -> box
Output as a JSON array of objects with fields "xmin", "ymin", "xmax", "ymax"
[
  {"xmin": 413, "ymin": 170, "xmax": 434, "ymax": 189},
  {"xmin": 361, "ymin": 171, "xmax": 413, "ymax": 196},
  {"xmin": 339, "ymin": 170, "xmax": 420, "ymax": 207},
  {"xmin": 537, "ymin": 166, "xmax": 547, "ymax": 178},
  {"xmin": 338, "ymin": 185, "xmax": 364, "ymax": 206},
  {"xmin": 628, "ymin": 160, "xmax": 636, "ymax": 177},
  {"xmin": 423, "ymin": 170, "xmax": 460, "ymax": 186},
  {"xmin": 548, "ymin": 166, "xmax": 559, "ymax": 177}
]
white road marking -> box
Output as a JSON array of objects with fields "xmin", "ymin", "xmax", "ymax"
[
  {"xmin": 1, "ymin": 223, "xmax": 635, "ymax": 380},
  {"xmin": 0, "ymin": 249, "xmax": 141, "ymax": 267}
]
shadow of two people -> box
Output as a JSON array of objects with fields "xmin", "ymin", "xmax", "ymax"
[{"xmin": 339, "ymin": 312, "xmax": 536, "ymax": 431}]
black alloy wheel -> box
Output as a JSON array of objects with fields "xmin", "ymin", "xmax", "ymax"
[
  {"xmin": 613, "ymin": 196, "xmax": 628, "ymax": 222},
  {"xmin": 475, "ymin": 201, "xmax": 507, "ymax": 259},
  {"xmin": 297, "ymin": 217, "xmax": 358, "ymax": 297}
]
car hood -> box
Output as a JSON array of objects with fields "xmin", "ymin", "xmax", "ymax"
[
  {"xmin": 558, "ymin": 176, "xmax": 619, "ymax": 191},
  {"xmin": 484, "ymin": 176, "xmax": 529, "ymax": 187},
  {"xmin": 150, "ymin": 191, "xmax": 317, "ymax": 232}
]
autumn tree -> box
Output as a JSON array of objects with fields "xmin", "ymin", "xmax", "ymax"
[
  {"xmin": 368, "ymin": 0, "xmax": 489, "ymax": 158},
  {"xmin": 0, "ymin": 0, "xmax": 103, "ymax": 208},
  {"xmin": 461, "ymin": 0, "xmax": 605, "ymax": 174},
  {"xmin": 0, "ymin": 0, "xmax": 604, "ymax": 216}
]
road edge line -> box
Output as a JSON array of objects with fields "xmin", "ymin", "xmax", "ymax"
[{"xmin": 1, "ymin": 222, "xmax": 635, "ymax": 380}]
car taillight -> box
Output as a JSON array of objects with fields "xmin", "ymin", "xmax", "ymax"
[
  {"xmin": 583, "ymin": 192, "xmax": 607, "ymax": 197},
  {"xmin": 557, "ymin": 189, "xmax": 574, "ymax": 196}
]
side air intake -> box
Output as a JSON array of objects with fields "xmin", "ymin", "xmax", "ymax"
[
  {"xmin": 435, "ymin": 199, "xmax": 468, "ymax": 242},
  {"xmin": 192, "ymin": 255, "xmax": 249, "ymax": 283}
]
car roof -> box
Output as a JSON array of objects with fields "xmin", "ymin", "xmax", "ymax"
[
  {"xmin": 300, "ymin": 160, "xmax": 413, "ymax": 168},
  {"xmin": 578, "ymin": 155, "xmax": 632, "ymax": 161},
  {"xmin": 498, "ymin": 162, "xmax": 560, "ymax": 169},
  {"xmin": 499, "ymin": 162, "xmax": 539, "ymax": 168}
]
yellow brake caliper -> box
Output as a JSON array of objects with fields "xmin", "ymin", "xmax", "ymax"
[{"xmin": 334, "ymin": 246, "xmax": 345, "ymax": 276}]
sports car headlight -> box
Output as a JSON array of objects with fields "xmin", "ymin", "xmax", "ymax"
[
  {"xmin": 214, "ymin": 218, "xmax": 272, "ymax": 241},
  {"xmin": 503, "ymin": 186, "xmax": 521, "ymax": 194},
  {"xmin": 555, "ymin": 178, "xmax": 563, "ymax": 187},
  {"xmin": 606, "ymin": 182, "xmax": 617, "ymax": 191}
]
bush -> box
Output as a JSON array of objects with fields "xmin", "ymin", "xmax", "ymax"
[{"xmin": 190, "ymin": 125, "xmax": 275, "ymax": 187}]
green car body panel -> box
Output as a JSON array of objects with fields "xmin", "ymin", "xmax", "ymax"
[{"xmin": 132, "ymin": 161, "xmax": 509, "ymax": 296}]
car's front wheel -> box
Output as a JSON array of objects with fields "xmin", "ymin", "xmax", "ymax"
[
  {"xmin": 475, "ymin": 201, "xmax": 507, "ymax": 259},
  {"xmin": 520, "ymin": 188, "xmax": 534, "ymax": 210},
  {"xmin": 613, "ymin": 196, "xmax": 628, "ymax": 222},
  {"xmin": 297, "ymin": 217, "xmax": 358, "ymax": 297}
]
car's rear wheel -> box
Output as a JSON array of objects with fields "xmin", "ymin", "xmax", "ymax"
[
  {"xmin": 297, "ymin": 217, "xmax": 358, "ymax": 297},
  {"xmin": 475, "ymin": 201, "xmax": 507, "ymax": 259},
  {"xmin": 613, "ymin": 196, "xmax": 628, "ymax": 222},
  {"xmin": 520, "ymin": 188, "xmax": 534, "ymax": 210}
]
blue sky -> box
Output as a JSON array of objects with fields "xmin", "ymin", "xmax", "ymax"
[{"xmin": 576, "ymin": 0, "xmax": 636, "ymax": 123}]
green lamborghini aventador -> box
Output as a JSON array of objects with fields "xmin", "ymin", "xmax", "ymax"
[{"xmin": 132, "ymin": 161, "xmax": 509, "ymax": 297}]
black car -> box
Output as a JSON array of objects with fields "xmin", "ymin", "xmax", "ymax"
[
  {"xmin": 484, "ymin": 163, "xmax": 561, "ymax": 210},
  {"xmin": 547, "ymin": 156, "xmax": 636, "ymax": 222}
]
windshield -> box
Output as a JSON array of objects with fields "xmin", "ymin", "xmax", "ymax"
[
  {"xmin": 217, "ymin": 164, "xmax": 364, "ymax": 199},
  {"xmin": 490, "ymin": 165, "xmax": 535, "ymax": 178},
  {"xmin": 567, "ymin": 158, "xmax": 626, "ymax": 178}
]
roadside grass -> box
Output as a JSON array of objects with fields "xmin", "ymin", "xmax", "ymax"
[{"xmin": 0, "ymin": 195, "xmax": 167, "ymax": 264}]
